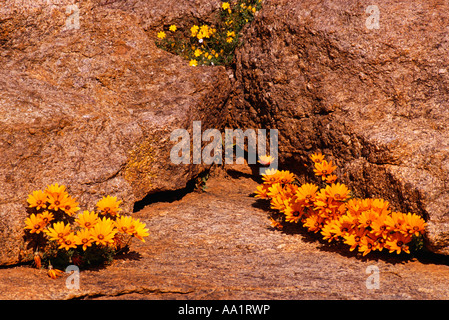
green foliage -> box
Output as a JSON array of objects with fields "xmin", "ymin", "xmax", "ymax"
[
  {"xmin": 155, "ymin": 0, "xmax": 263, "ymax": 66},
  {"xmin": 195, "ymin": 172, "xmax": 210, "ymax": 193},
  {"xmin": 39, "ymin": 238, "xmax": 117, "ymax": 270}
]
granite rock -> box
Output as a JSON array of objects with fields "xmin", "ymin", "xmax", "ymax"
[
  {"xmin": 0, "ymin": 0, "xmax": 231, "ymax": 265},
  {"xmin": 227, "ymin": 0, "xmax": 449, "ymax": 254}
]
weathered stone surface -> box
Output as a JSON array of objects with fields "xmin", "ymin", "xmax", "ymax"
[
  {"xmin": 0, "ymin": 0, "xmax": 231, "ymax": 265},
  {"xmin": 227, "ymin": 0, "xmax": 449, "ymax": 254},
  {"xmin": 1, "ymin": 171, "xmax": 449, "ymax": 300}
]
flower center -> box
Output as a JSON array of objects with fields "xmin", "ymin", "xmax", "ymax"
[
  {"xmin": 85, "ymin": 222, "xmax": 91, "ymax": 227},
  {"xmin": 65, "ymin": 205, "xmax": 71, "ymax": 211},
  {"xmin": 34, "ymin": 224, "xmax": 41, "ymax": 230},
  {"xmin": 82, "ymin": 238, "xmax": 88, "ymax": 244},
  {"xmin": 54, "ymin": 200, "xmax": 60, "ymax": 206},
  {"xmin": 98, "ymin": 234, "xmax": 104, "ymax": 240},
  {"xmin": 58, "ymin": 233, "xmax": 64, "ymax": 238}
]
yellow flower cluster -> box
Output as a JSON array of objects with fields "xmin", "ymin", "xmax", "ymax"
[
  {"xmin": 190, "ymin": 24, "xmax": 216, "ymax": 40},
  {"xmin": 155, "ymin": 0, "xmax": 263, "ymax": 66},
  {"xmin": 254, "ymin": 153, "xmax": 427, "ymax": 256},
  {"xmin": 24, "ymin": 184, "xmax": 149, "ymax": 272}
]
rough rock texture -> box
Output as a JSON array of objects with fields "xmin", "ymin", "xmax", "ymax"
[
  {"xmin": 0, "ymin": 0, "xmax": 231, "ymax": 265},
  {"xmin": 227, "ymin": 0, "xmax": 449, "ymax": 254},
  {"xmin": 1, "ymin": 171, "xmax": 449, "ymax": 300}
]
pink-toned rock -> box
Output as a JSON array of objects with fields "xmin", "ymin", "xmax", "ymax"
[
  {"xmin": 227, "ymin": 0, "xmax": 449, "ymax": 254},
  {"xmin": 0, "ymin": 0, "xmax": 231, "ymax": 265},
  {"xmin": 1, "ymin": 171, "xmax": 449, "ymax": 300}
]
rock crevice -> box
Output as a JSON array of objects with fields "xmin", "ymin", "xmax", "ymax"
[{"xmin": 1, "ymin": 0, "xmax": 449, "ymax": 266}]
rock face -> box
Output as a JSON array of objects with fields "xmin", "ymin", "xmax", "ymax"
[
  {"xmin": 2, "ymin": 172, "xmax": 449, "ymax": 300},
  {"xmin": 227, "ymin": 0, "xmax": 449, "ymax": 254},
  {"xmin": 2, "ymin": 0, "xmax": 449, "ymax": 267},
  {"xmin": 0, "ymin": 0, "xmax": 231, "ymax": 265}
]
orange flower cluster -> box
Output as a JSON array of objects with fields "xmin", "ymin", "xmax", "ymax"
[
  {"xmin": 254, "ymin": 153, "xmax": 427, "ymax": 256},
  {"xmin": 23, "ymin": 183, "xmax": 149, "ymax": 274}
]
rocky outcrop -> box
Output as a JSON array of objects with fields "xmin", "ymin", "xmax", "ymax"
[
  {"xmin": 0, "ymin": 0, "xmax": 231, "ymax": 265},
  {"xmin": 227, "ymin": 0, "xmax": 449, "ymax": 254},
  {"xmin": 2, "ymin": 0, "xmax": 449, "ymax": 267},
  {"xmin": 1, "ymin": 172, "xmax": 449, "ymax": 300}
]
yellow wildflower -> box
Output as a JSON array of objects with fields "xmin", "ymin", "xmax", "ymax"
[
  {"xmin": 284, "ymin": 202, "xmax": 304, "ymax": 223},
  {"xmin": 295, "ymin": 183, "xmax": 318, "ymax": 206},
  {"xmin": 131, "ymin": 218, "xmax": 150, "ymax": 242},
  {"xmin": 45, "ymin": 221, "xmax": 71, "ymax": 243},
  {"xmin": 24, "ymin": 214, "xmax": 45, "ymax": 234},
  {"xmin": 96, "ymin": 195, "xmax": 122, "ymax": 217},
  {"xmin": 194, "ymin": 48, "xmax": 202, "ymax": 57},
  {"xmin": 58, "ymin": 232, "xmax": 77, "ymax": 251},
  {"xmin": 60, "ymin": 195, "xmax": 80, "ymax": 216},
  {"xmin": 385, "ymin": 233, "xmax": 412, "ymax": 254},
  {"xmin": 44, "ymin": 183, "xmax": 68, "ymax": 199},
  {"xmin": 402, "ymin": 212, "xmax": 427, "ymax": 237},
  {"xmin": 90, "ymin": 217, "xmax": 116, "ymax": 246},
  {"xmin": 47, "ymin": 192, "xmax": 69, "ymax": 212},
  {"xmin": 310, "ymin": 152, "xmax": 325, "ymax": 164},
  {"xmin": 254, "ymin": 184, "xmax": 270, "ymax": 199},
  {"xmin": 47, "ymin": 266, "xmax": 64, "ymax": 279},
  {"xmin": 75, "ymin": 210, "xmax": 98, "ymax": 229},
  {"xmin": 321, "ymin": 221, "xmax": 339, "ymax": 242},
  {"xmin": 313, "ymin": 159, "xmax": 337, "ymax": 180},
  {"xmin": 37, "ymin": 211, "xmax": 54, "ymax": 226},
  {"xmin": 343, "ymin": 228, "xmax": 367, "ymax": 251},
  {"xmin": 27, "ymin": 190, "xmax": 48, "ymax": 210},
  {"xmin": 190, "ymin": 25, "xmax": 199, "ymax": 37},
  {"xmin": 303, "ymin": 215, "xmax": 325, "ymax": 233},
  {"xmin": 74, "ymin": 228, "xmax": 94, "ymax": 251},
  {"xmin": 114, "ymin": 215, "xmax": 135, "ymax": 236}
]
